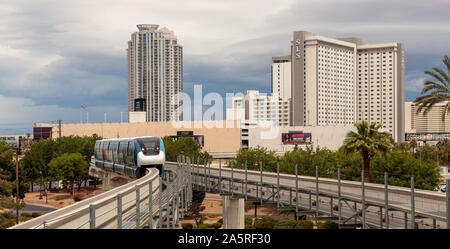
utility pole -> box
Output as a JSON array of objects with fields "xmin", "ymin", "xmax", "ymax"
[
  {"xmin": 15, "ymin": 147, "xmax": 19, "ymax": 224},
  {"xmin": 58, "ymin": 120, "xmax": 62, "ymax": 137},
  {"xmin": 86, "ymin": 112, "xmax": 89, "ymax": 123},
  {"xmin": 104, "ymin": 113, "xmax": 107, "ymax": 123},
  {"xmin": 121, "ymin": 112, "xmax": 123, "ymax": 123},
  {"xmin": 39, "ymin": 171, "xmax": 42, "ymax": 200}
]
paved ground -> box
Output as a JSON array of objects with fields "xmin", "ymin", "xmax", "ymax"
[
  {"xmin": 20, "ymin": 204, "xmax": 57, "ymax": 215},
  {"xmin": 23, "ymin": 186, "xmax": 107, "ymax": 208}
]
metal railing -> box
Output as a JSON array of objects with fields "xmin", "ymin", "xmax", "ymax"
[
  {"xmin": 11, "ymin": 156, "xmax": 450, "ymax": 229},
  {"xmin": 172, "ymin": 159, "xmax": 450, "ymax": 229}
]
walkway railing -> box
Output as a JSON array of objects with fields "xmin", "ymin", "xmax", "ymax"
[
  {"xmin": 10, "ymin": 156, "xmax": 450, "ymax": 229},
  {"xmin": 175, "ymin": 159, "xmax": 450, "ymax": 229}
]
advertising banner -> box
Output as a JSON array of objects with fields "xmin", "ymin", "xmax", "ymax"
[{"xmin": 281, "ymin": 132, "xmax": 312, "ymax": 144}]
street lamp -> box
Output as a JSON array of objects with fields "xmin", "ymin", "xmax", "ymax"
[
  {"xmin": 39, "ymin": 170, "xmax": 42, "ymax": 200},
  {"xmin": 14, "ymin": 148, "xmax": 19, "ymax": 224}
]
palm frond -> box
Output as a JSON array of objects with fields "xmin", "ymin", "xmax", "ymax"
[
  {"xmin": 432, "ymin": 66, "xmax": 450, "ymax": 87},
  {"xmin": 443, "ymin": 55, "xmax": 450, "ymax": 75},
  {"xmin": 425, "ymin": 70, "xmax": 446, "ymax": 86}
]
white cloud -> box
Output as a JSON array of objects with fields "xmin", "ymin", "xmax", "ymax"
[{"xmin": 405, "ymin": 75, "xmax": 427, "ymax": 93}]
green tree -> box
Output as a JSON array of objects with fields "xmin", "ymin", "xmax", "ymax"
[
  {"xmin": 231, "ymin": 147, "xmax": 279, "ymax": 172},
  {"xmin": 273, "ymin": 219, "xmax": 297, "ymax": 229},
  {"xmin": 295, "ymin": 220, "xmax": 314, "ymax": 229},
  {"xmin": 48, "ymin": 153, "xmax": 89, "ymax": 195},
  {"xmin": 370, "ymin": 151, "xmax": 440, "ymax": 190},
  {"xmin": 21, "ymin": 139, "xmax": 56, "ymax": 190},
  {"xmin": 163, "ymin": 136, "xmax": 212, "ymax": 162},
  {"xmin": 253, "ymin": 216, "xmax": 277, "ymax": 229},
  {"xmin": 409, "ymin": 139, "xmax": 418, "ymax": 154},
  {"xmin": 437, "ymin": 139, "xmax": 450, "ymax": 167},
  {"xmin": 394, "ymin": 142, "xmax": 411, "ymax": 153},
  {"xmin": 343, "ymin": 121, "xmax": 394, "ymax": 183},
  {"xmin": 414, "ymin": 55, "xmax": 450, "ymax": 120}
]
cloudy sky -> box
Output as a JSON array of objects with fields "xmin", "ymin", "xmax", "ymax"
[{"xmin": 0, "ymin": 0, "xmax": 449, "ymax": 134}]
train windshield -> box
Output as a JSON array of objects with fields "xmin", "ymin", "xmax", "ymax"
[{"xmin": 137, "ymin": 137, "xmax": 160, "ymax": 155}]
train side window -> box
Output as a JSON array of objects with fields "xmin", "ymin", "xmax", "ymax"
[
  {"xmin": 98, "ymin": 142, "xmax": 103, "ymax": 160},
  {"xmin": 108, "ymin": 142, "xmax": 112, "ymax": 162},
  {"xmin": 113, "ymin": 142, "xmax": 119, "ymax": 164},
  {"xmin": 122, "ymin": 141, "xmax": 128, "ymax": 164},
  {"xmin": 118, "ymin": 142, "xmax": 124, "ymax": 164},
  {"xmin": 117, "ymin": 142, "xmax": 121, "ymax": 164},
  {"xmin": 128, "ymin": 141, "xmax": 134, "ymax": 165},
  {"xmin": 94, "ymin": 142, "xmax": 98, "ymax": 159},
  {"xmin": 99, "ymin": 142, "xmax": 104, "ymax": 160},
  {"xmin": 102, "ymin": 142, "xmax": 107, "ymax": 161}
]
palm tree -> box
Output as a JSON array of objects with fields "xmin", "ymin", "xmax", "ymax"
[
  {"xmin": 343, "ymin": 121, "xmax": 394, "ymax": 183},
  {"xmin": 414, "ymin": 55, "xmax": 450, "ymax": 120},
  {"xmin": 394, "ymin": 142, "xmax": 410, "ymax": 153},
  {"xmin": 409, "ymin": 139, "xmax": 417, "ymax": 154},
  {"xmin": 437, "ymin": 139, "xmax": 450, "ymax": 167}
]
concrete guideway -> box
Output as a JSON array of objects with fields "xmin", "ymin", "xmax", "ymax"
[{"xmin": 9, "ymin": 164, "xmax": 193, "ymax": 229}]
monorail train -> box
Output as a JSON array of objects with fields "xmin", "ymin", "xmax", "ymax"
[{"xmin": 94, "ymin": 136, "xmax": 165, "ymax": 178}]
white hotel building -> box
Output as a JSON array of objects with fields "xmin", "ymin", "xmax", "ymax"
[
  {"xmin": 290, "ymin": 31, "xmax": 404, "ymax": 142},
  {"xmin": 127, "ymin": 24, "xmax": 183, "ymax": 122},
  {"xmin": 272, "ymin": 56, "xmax": 291, "ymax": 100}
]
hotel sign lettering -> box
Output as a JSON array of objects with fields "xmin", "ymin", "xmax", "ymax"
[{"xmin": 295, "ymin": 39, "xmax": 302, "ymax": 59}]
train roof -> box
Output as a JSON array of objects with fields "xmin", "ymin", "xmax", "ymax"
[{"xmin": 96, "ymin": 136, "xmax": 160, "ymax": 142}]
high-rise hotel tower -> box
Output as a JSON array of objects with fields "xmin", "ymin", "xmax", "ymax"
[
  {"xmin": 289, "ymin": 31, "xmax": 404, "ymax": 142},
  {"xmin": 127, "ymin": 24, "xmax": 183, "ymax": 122}
]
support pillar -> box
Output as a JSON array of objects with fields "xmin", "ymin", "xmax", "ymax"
[{"xmin": 222, "ymin": 196, "xmax": 245, "ymax": 229}]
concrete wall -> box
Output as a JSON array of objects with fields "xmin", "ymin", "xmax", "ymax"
[
  {"xmin": 51, "ymin": 120, "xmax": 242, "ymax": 153},
  {"xmin": 248, "ymin": 125, "xmax": 355, "ymax": 151}
]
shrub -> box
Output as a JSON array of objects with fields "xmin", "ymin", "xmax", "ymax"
[
  {"xmin": 20, "ymin": 212, "xmax": 32, "ymax": 218},
  {"xmin": 211, "ymin": 222, "xmax": 222, "ymax": 229},
  {"xmin": 218, "ymin": 218, "xmax": 223, "ymax": 224},
  {"xmin": 245, "ymin": 217, "xmax": 253, "ymax": 226},
  {"xmin": 245, "ymin": 224, "xmax": 255, "ymax": 229},
  {"xmin": 209, "ymin": 214, "xmax": 218, "ymax": 218},
  {"xmin": 182, "ymin": 223, "xmax": 193, "ymax": 229},
  {"xmin": 73, "ymin": 194, "xmax": 82, "ymax": 202},
  {"xmin": 274, "ymin": 219, "xmax": 297, "ymax": 229},
  {"xmin": 59, "ymin": 202, "xmax": 64, "ymax": 204},
  {"xmin": 31, "ymin": 212, "xmax": 42, "ymax": 218},
  {"xmin": 254, "ymin": 216, "xmax": 277, "ymax": 229},
  {"xmin": 295, "ymin": 220, "xmax": 314, "ymax": 229},
  {"xmin": 317, "ymin": 221, "xmax": 339, "ymax": 229},
  {"xmin": 245, "ymin": 202, "xmax": 253, "ymax": 212},
  {"xmin": 194, "ymin": 224, "xmax": 213, "ymax": 229}
]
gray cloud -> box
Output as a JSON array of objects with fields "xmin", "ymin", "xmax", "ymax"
[{"xmin": 0, "ymin": 0, "xmax": 448, "ymax": 129}]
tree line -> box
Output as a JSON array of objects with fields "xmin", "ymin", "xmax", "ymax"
[{"xmin": 230, "ymin": 136, "xmax": 443, "ymax": 191}]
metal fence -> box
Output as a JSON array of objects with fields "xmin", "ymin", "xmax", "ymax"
[{"xmin": 178, "ymin": 159, "xmax": 450, "ymax": 229}]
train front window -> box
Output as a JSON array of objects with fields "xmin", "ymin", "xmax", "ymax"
[{"xmin": 137, "ymin": 138, "xmax": 160, "ymax": 155}]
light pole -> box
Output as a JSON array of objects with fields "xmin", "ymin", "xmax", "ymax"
[
  {"xmin": 14, "ymin": 147, "xmax": 19, "ymax": 224},
  {"xmin": 39, "ymin": 170, "xmax": 42, "ymax": 200}
]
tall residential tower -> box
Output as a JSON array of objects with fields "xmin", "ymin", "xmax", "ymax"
[{"xmin": 127, "ymin": 24, "xmax": 183, "ymax": 122}]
